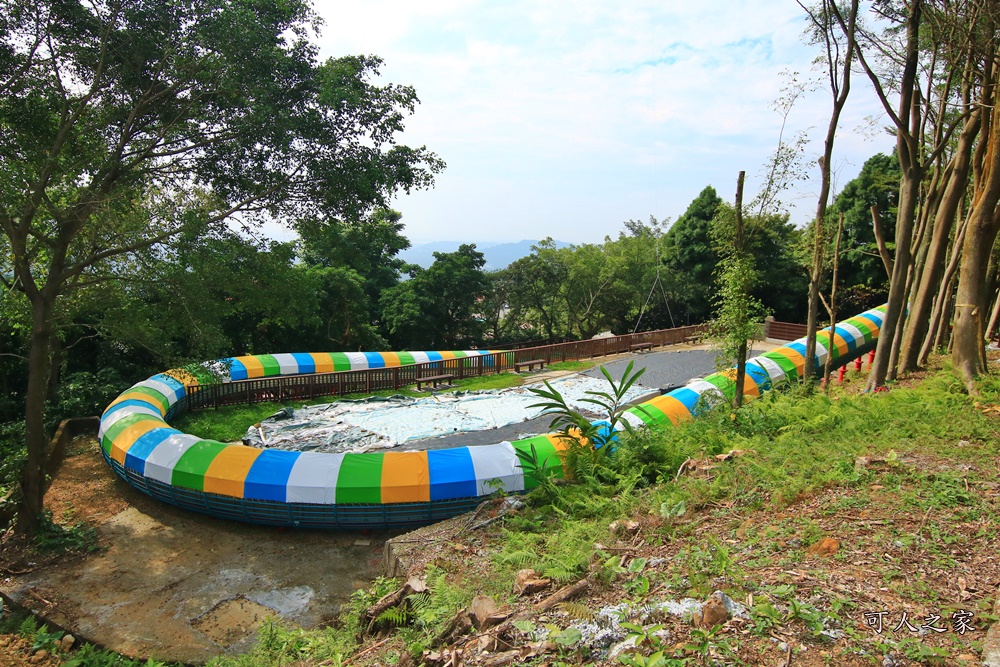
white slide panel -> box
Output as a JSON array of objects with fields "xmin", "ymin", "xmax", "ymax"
[
  {"xmin": 468, "ymin": 442, "xmax": 525, "ymax": 495},
  {"xmin": 285, "ymin": 452, "xmax": 345, "ymax": 504}
]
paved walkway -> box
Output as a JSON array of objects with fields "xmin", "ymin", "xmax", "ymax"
[{"xmin": 396, "ymin": 339, "xmax": 782, "ymax": 450}]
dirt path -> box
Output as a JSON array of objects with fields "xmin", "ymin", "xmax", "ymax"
[{"xmin": 1, "ymin": 440, "xmax": 400, "ymax": 664}]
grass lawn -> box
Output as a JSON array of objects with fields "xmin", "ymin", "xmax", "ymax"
[{"xmin": 206, "ymin": 355, "xmax": 1000, "ymax": 666}]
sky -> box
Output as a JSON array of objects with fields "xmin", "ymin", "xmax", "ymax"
[{"xmin": 288, "ymin": 0, "xmax": 896, "ymax": 246}]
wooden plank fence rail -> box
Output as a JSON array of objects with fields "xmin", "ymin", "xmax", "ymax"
[
  {"xmin": 765, "ymin": 320, "xmax": 810, "ymax": 342},
  {"xmin": 184, "ymin": 323, "xmax": 710, "ymax": 412}
]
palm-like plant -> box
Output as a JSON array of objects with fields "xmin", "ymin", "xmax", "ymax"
[{"xmin": 528, "ymin": 360, "xmax": 651, "ymax": 451}]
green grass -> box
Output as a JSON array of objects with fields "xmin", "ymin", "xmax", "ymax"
[
  {"xmin": 38, "ymin": 359, "xmax": 999, "ymax": 666},
  {"xmin": 547, "ymin": 360, "xmax": 598, "ymax": 372}
]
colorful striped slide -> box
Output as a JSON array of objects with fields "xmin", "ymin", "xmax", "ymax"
[{"xmin": 98, "ymin": 306, "xmax": 886, "ymax": 529}]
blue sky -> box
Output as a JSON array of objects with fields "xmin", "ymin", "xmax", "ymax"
[{"xmin": 294, "ymin": 1, "xmax": 895, "ymax": 245}]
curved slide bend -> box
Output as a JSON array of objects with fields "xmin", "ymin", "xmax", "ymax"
[{"xmin": 99, "ymin": 306, "xmax": 886, "ymax": 529}]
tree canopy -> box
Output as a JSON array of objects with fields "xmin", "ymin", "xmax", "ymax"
[{"xmin": 0, "ymin": 0, "xmax": 444, "ymax": 533}]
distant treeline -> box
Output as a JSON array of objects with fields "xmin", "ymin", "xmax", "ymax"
[{"xmin": 0, "ymin": 154, "xmax": 898, "ymax": 432}]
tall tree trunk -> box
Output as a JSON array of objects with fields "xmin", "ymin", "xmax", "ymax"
[
  {"xmin": 18, "ymin": 295, "xmax": 55, "ymax": 535},
  {"xmin": 921, "ymin": 210, "xmax": 969, "ymax": 363},
  {"xmin": 953, "ymin": 68, "xmax": 1000, "ymax": 384},
  {"xmin": 823, "ymin": 213, "xmax": 844, "ymax": 390},
  {"xmin": 899, "ymin": 111, "xmax": 981, "ymax": 372},
  {"xmin": 734, "ymin": 171, "xmax": 747, "ymax": 409},
  {"xmin": 865, "ymin": 0, "xmax": 923, "ymax": 390},
  {"xmin": 803, "ymin": 0, "xmax": 858, "ymax": 384},
  {"xmin": 869, "ymin": 171, "xmax": 922, "ymax": 388}
]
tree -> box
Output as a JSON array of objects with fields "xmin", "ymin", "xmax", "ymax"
[
  {"xmin": 0, "ymin": 0, "xmax": 443, "ymax": 533},
  {"xmin": 952, "ymin": 56, "xmax": 1000, "ymax": 384},
  {"xmin": 507, "ymin": 240, "xmax": 571, "ymax": 340},
  {"xmin": 480, "ymin": 268, "xmax": 522, "ymax": 344},
  {"xmin": 827, "ymin": 153, "xmax": 900, "ymax": 301},
  {"xmin": 297, "ymin": 208, "xmax": 411, "ymax": 348},
  {"xmin": 799, "ymin": 0, "xmax": 858, "ymax": 384},
  {"xmin": 710, "ymin": 173, "xmax": 768, "ymax": 409},
  {"xmin": 661, "ymin": 186, "xmax": 724, "ymax": 323},
  {"xmin": 829, "ymin": 0, "xmax": 981, "ymax": 388},
  {"xmin": 600, "ymin": 217, "xmax": 672, "ymax": 333},
  {"xmin": 381, "ymin": 245, "xmax": 489, "ymax": 349}
]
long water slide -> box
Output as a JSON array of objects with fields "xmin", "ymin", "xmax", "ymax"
[{"xmin": 98, "ymin": 305, "xmax": 887, "ymax": 529}]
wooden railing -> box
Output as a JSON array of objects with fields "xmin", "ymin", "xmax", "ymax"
[
  {"xmin": 765, "ymin": 320, "xmax": 809, "ymax": 342},
  {"xmin": 181, "ymin": 324, "xmax": 710, "ymax": 412}
]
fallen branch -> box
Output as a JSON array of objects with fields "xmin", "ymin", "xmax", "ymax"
[
  {"xmin": 469, "ymin": 514, "xmax": 506, "ymax": 531},
  {"xmin": 343, "ymin": 635, "xmax": 394, "ymax": 665},
  {"xmin": 674, "ymin": 458, "xmax": 692, "ymax": 482},
  {"xmin": 534, "ymin": 578, "xmax": 589, "ymax": 613},
  {"xmin": 364, "ymin": 576, "xmax": 427, "ymax": 633},
  {"xmin": 916, "ymin": 507, "xmax": 933, "ymax": 542},
  {"xmin": 465, "ymin": 499, "xmax": 494, "ymax": 529}
]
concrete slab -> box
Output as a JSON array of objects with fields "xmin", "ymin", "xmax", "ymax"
[{"xmin": 0, "ymin": 444, "xmax": 400, "ymax": 664}]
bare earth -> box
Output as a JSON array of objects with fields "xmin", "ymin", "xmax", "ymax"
[{"xmin": 0, "ymin": 439, "xmax": 400, "ymax": 664}]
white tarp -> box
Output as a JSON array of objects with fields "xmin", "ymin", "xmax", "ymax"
[{"xmin": 244, "ymin": 375, "xmax": 652, "ymax": 454}]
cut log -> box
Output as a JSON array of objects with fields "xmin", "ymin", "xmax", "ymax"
[{"xmin": 533, "ymin": 578, "xmax": 589, "ymax": 612}]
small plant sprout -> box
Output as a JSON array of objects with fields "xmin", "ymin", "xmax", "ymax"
[{"xmin": 528, "ymin": 360, "xmax": 651, "ymax": 452}]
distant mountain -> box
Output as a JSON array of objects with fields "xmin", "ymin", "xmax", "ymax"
[{"xmin": 399, "ymin": 240, "xmax": 571, "ymax": 270}]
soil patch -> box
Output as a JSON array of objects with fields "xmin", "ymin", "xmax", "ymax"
[
  {"xmin": 1, "ymin": 439, "xmax": 401, "ymax": 664},
  {"xmin": 191, "ymin": 596, "xmax": 275, "ymax": 647}
]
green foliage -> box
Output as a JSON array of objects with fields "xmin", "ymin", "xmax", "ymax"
[
  {"xmin": 51, "ymin": 369, "xmax": 128, "ymax": 423},
  {"xmin": 0, "ymin": 420, "xmax": 25, "ymax": 498},
  {"xmin": 662, "ymin": 186, "xmax": 724, "ymax": 324},
  {"xmin": 33, "ymin": 511, "xmax": 100, "ymax": 555},
  {"xmin": 529, "ymin": 360, "xmax": 649, "ymax": 452},
  {"xmin": 296, "ymin": 208, "xmax": 410, "ymax": 350},
  {"xmin": 829, "ymin": 152, "xmax": 901, "ymax": 302},
  {"xmin": 2, "ymin": 0, "xmax": 445, "ymax": 532},
  {"xmin": 381, "ymin": 244, "xmax": 489, "ymax": 349},
  {"xmin": 708, "ymin": 202, "xmax": 771, "ymax": 396}
]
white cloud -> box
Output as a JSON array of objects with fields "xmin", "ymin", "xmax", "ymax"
[{"xmin": 309, "ymin": 0, "xmax": 895, "ymax": 243}]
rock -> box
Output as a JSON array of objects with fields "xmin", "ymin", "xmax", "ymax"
[
  {"xmin": 693, "ymin": 591, "xmax": 729, "ymax": 628},
  {"xmin": 513, "ymin": 569, "xmax": 551, "ymax": 596},
  {"xmin": 608, "ymin": 634, "xmax": 639, "ymax": 660},
  {"xmin": 807, "ymin": 537, "xmax": 840, "ymax": 557},
  {"xmin": 30, "ymin": 650, "xmax": 48, "ymax": 664},
  {"xmin": 468, "ymin": 595, "xmax": 499, "ymax": 630},
  {"xmin": 404, "ymin": 576, "xmax": 428, "ymax": 594},
  {"xmin": 983, "ymin": 618, "xmax": 1000, "ymax": 666},
  {"xmin": 711, "ymin": 590, "xmax": 748, "ymax": 620},
  {"xmin": 59, "ymin": 635, "xmax": 75, "ymax": 652},
  {"xmin": 609, "ymin": 519, "xmax": 640, "ymax": 535}
]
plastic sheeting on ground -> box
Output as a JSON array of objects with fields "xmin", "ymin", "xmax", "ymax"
[{"xmin": 242, "ymin": 375, "xmax": 654, "ymax": 454}]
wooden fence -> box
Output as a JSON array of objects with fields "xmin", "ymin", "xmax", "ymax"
[
  {"xmin": 181, "ymin": 323, "xmax": 709, "ymax": 413},
  {"xmin": 764, "ymin": 319, "xmax": 810, "ymax": 342}
]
